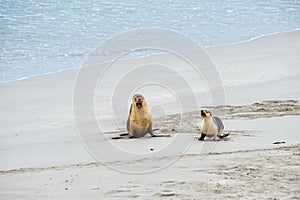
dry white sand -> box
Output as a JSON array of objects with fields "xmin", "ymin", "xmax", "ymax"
[{"xmin": 1, "ymin": 30, "xmax": 300, "ymax": 199}]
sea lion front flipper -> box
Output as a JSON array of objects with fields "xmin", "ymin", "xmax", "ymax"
[
  {"xmin": 120, "ymin": 129, "xmax": 160, "ymax": 137},
  {"xmin": 199, "ymin": 133, "xmax": 206, "ymax": 141},
  {"xmin": 112, "ymin": 136, "xmax": 124, "ymax": 140},
  {"xmin": 151, "ymin": 134, "xmax": 171, "ymax": 137},
  {"xmin": 129, "ymin": 135, "xmax": 134, "ymax": 139}
]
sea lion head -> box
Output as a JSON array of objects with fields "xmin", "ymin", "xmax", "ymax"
[
  {"xmin": 201, "ymin": 110, "xmax": 211, "ymax": 118},
  {"xmin": 132, "ymin": 94, "xmax": 146, "ymax": 109}
]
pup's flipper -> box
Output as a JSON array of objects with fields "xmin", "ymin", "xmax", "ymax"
[{"xmin": 218, "ymin": 133, "xmax": 229, "ymax": 139}]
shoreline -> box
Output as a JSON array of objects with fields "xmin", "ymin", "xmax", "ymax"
[
  {"xmin": 206, "ymin": 27, "xmax": 300, "ymax": 48},
  {"xmin": 1, "ymin": 29, "xmax": 299, "ymax": 85}
]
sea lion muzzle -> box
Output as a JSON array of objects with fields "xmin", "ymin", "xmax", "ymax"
[{"xmin": 136, "ymin": 99, "xmax": 143, "ymax": 108}]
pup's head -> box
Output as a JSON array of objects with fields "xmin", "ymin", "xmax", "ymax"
[
  {"xmin": 132, "ymin": 94, "xmax": 146, "ymax": 109},
  {"xmin": 200, "ymin": 110, "xmax": 211, "ymax": 118}
]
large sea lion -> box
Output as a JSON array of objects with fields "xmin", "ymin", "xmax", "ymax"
[
  {"xmin": 126, "ymin": 94, "xmax": 154, "ymax": 138},
  {"xmin": 199, "ymin": 110, "xmax": 228, "ymax": 141}
]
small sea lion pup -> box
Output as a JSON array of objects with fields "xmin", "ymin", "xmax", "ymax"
[
  {"xmin": 199, "ymin": 110, "xmax": 228, "ymax": 141},
  {"xmin": 126, "ymin": 94, "xmax": 154, "ymax": 138}
]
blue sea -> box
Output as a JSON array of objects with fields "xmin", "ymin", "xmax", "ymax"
[{"xmin": 1, "ymin": 0, "xmax": 300, "ymax": 83}]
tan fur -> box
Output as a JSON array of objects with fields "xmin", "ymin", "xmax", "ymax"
[
  {"xmin": 201, "ymin": 115, "xmax": 211, "ymax": 134},
  {"xmin": 200, "ymin": 110, "xmax": 218, "ymax": 140},
  {"xmin": 127, "ymin": 94, "xmax": 153, "ymax": 138}
]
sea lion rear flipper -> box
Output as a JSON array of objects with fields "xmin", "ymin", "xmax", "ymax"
[{"xmin": 219, "ymin": 133, "xmax": 229, "ymax": 139}]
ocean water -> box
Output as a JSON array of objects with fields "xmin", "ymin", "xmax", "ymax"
[{"xmin": 1, "ymin": 0, "xmax": 300, "ymax": 83}]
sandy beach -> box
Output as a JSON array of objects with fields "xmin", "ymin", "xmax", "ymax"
[{"xmin": 0, "ymin": 30, "xmax": 300, "ymax": 199}]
